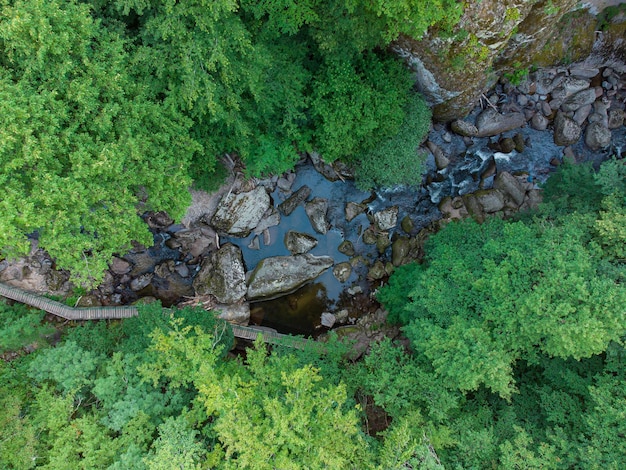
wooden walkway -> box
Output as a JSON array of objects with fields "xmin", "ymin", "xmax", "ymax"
[{"xmin": 0, "ymin": 282, "xmax": 317, "ymax": 350}]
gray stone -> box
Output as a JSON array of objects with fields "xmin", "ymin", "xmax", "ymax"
[
  {"xmin": 392, "ymin": 237, "xmax": 411, "ymax": 267},
  {"xmin": 345, "ymin": 202, "xmax": 366, "ymax": 222},
  {"xmin": 474, "ymin": 189, "xmax": 506, "ymax": 213},
  {"xmin": 284, "ymin": 231, "xmax": 318, "ymax": 255},
  {"xmin": 110, "ymin": 257, "xmax": 131, "ymax": 275},
  {"xmin": 475, "ymin": 109, "xmax": 526, "ymax": 137},
  {"xmin": 305, "ymin": 198, "xmax": 329, "ymax": 234},
  {"xmin": 362, "ymin": 228, "xmax": 377, "ymax": 245},
  {"xmin": 130, "ymin": 273, "xmax": 153, "ymax": 291},
  {"xmin": 211, "ymin": 187, "xmax": 270, "ymax": 237},
  {"xmin": 426, "ymin": 141, "xmax": 449, "ymax": 170},
  {"xmin": 278, "ymin": 185, "xmax": 311, "ymax": 216},
  {"xmin": 171, "ymin": 226, "xmax": 217, "ymax": 259},
  {"xmin": 494, "ymin": 171, "xmax": 526, "ymax": 206},
  {"xmin": 332, "ymin": 262, "xmax": 352, "ymax": 283},
  {"xmin": 373, "ymin": 206, "xmax": 398, "ymax": 231},
  {"xmin": 401, "ymin": 215, "xmax": 414, "ymax": 234},
  {"xmin": 321, "ymin": 312, "xmax": 336, "ymax": 328},
  {"xmin": 561, "ymin": 88, "xmax": 597, "ymax": 112},
  {"xmin": 551, "ymin": 77, "xmax": 590, "ymax": 101},
  {"xmin": 499, "ymin": 137, "xmax": 516, "ymax": 153},
  {"xmin": 530, "ymin": 112, "xmax": 549, "ymax": 131},
  {"xmin": 253, "ymin": 207, "xmax": 281, "ymax": 236},
  {"xmin": 569, "ymin": 67, "xmax": 599, "ymax": 79},
  {"xmin": 376, "ymin": 234, "xmax": 392, "ymax": 254},
  {"xmin": 368, "ymin": 260, "xmax": 386, "ymax": 280},
  {"xmin": 608, "ymin": 109, "xmax": 625, "ymax": 129},
  {"xmin": 451, "ymin": 120, "xmax": 479, "ymax": 137},
  {"xmin": 338, "ymin": 240, "xmax": 355, "ymax": 257},
  {"xmin": 214, "ymin": 303, "xmax": 250, "ymax": 326},
  {"xmin": 585, "ymin": 121, "xmax": 612, "ymax": 150},
  {"xmin": 193, "ymin": 243, "xmax": 247, "ymax": 304},
  {"xmin": 573, "ymin": 104, "xmax": 593, "ymax": 125},
  {"xmin": 246, "ymin": 254, "xmax": 334, "ymax": 300},
  {"xmin": 553, "ymin": 112, "xmax": 581, "ymax": 146},
  {"xmin": 247, "ymin": 236, "xmax": 260, "ymax": 250}
]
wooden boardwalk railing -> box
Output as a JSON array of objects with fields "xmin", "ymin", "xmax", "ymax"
[{"xmin": 0, "ymin": 282, "xmax": 318, "ymax": 350}]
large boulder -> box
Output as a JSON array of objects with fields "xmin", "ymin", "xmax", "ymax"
[
  {"xmin": 211, "ymin": 187, "xmax": 270, "ymax": 237},
  {"xmin": 278, "ymin": 185, "xmax": 311, "ymax": 216},
  {"xmin": 494, "ymin": 171, "xmax": 526, "ymax": 206},
  {"xmin": 284, "ymin": 231, "xmax": 318, "ymax": 255},
  {"xmin": 193, "ymin": 243, "xmax": 247, "ymax": 304},
  {"xmin": 561, "ymin": 88, "xmax": 597, "ymax": 112},
  {"xmin": 247, "ymin": 254, "xmax": 333, "ymax": 300},
  {"xmin": 585, "ymin": 121, "xmax": 612, "ymax": 150},
  {"xmin": 213, "ymin": 303, "xmax": 250, "ymax": 326},
  {"xmin": 475, "ymin": 109, "xmax": 526, "ymax": 137},
  {"xmin": 553, "ymin": 112, "xmax": 581, "ymax": 146},
  {"xmin": 373, "ymin": 206, "xmax": 399, "ymax": 231},
  {"xmin": 305, "ymin": 198, "xmax": 329, "ymax": 234}
]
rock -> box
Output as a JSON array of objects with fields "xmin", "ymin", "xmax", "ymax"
[
  {"xmin": 346, "ymin": 286, "xmax": 362, "ymax": 296},
  {"xmin": 531, "ymin": 112, "xmax": 549, "ymax": 131},
  {"xmin": 130, "ymin": 273, "xmax": 153, "ymax": 292},
  {"xmin": 474, "ymin": 189, "xmax": 506, "ymax": 213},
  {"xmin": 499, "ymin": 137, "xmax": 516, "ymax": 153},
  {"xmin": 462, "ymin": 193, "xmax": 486, "ymax": 223},
  {"xmin": 362, "ymin": 228, "xmax": 377, "ymax": 245},
  {"xmin": 247, "ymin": 236, "xmax": 260, "ymax": 250},
  {"xmin": 376, "ymin": 234, "xmax": 391, "ymax": 254},
  {"xmin": 608, "ymin": 109, "xmax": 625, "ymax": 129},
  {"xmin": 110, "ymin": 257, "xmax": 131, "ymax": 275},
  {"xmin": 309, "ymin": 152, "xmax": 342, "ymax": 182},
  {"xmin": 332, "ymin": 262, "xmax": 352, "ymax": 283},
  {"xmin": 451, "ymin": 120, "xmax": 479, "ymax": 137},
  {"xmin": 277, "ymin": 172, "xmax": 296, "ymax": 191},
  {"xmin": 373, "ymin": 206, "xmax": 398, "ymax": 231},
  {"xmin": 475, "ymin": 109, "xmax": 526, "ymax": 137},
  {"xmin": 401, "ymin": 215, "xmax": 414, "ymax": 234},
  {"xmin": 585, "ymin": 121, "xmax": 612, "ymax": 151},
  {"xmin": 278, "ymin": 185, "xmax": 311, "ymax": 216},
  {"xmin": 284, "ymin": 231, "xmax": 318, "ymax": 255},
  {"xmin": 305, "ymin": 198, "xmax": 329, "ymax": 234},
  {"xmin": 335, "ymin": 309, "xmax": 349, "ymax": 323},
  {"xmin": 154, "ymin": 260, "xmax": 175, "ymax": 278},
  {"xmin": 75, "ymin": 294, "xmax": 102, "ymax": 308},
  {"xmin": 561, "ymin": 88, "xmax": 597, "ymax": 112},
  {"xmin": 426, "ymin": 141, "xmax": 450, "ymax": 170},
  {"xmin": 253, "ymin": 207, "xmax": 281, "ymax": 235},
  {"xmin": 368, "ymin": 260, "xmax": 386, "ymax": 280},
  {"xmin": 321, "ymin": 312, "xmax": 336, "ymax": 328},
  {"xmin": 151, "ymin": 272, "xmax": 194, "ymax": 306},
  {"xmin": 246, "ymin": 254, "xmax": 334, "ymax": 300},
  {"xmin": 569, "ymin": 67, "xmax": 599, "ymax": 79},
  {"xmin": 145, "ymin": 211, "xmax": 174, "ymax": 230},
  {"xmin": 551, "ymin": 77, "xmax": 590, "ymax": 102},
  {"xmin": 212, "ymin": 187, "xmax": 270, "ymax": 237},
  {"xmin": 345, "ymin": 202, "xmax": 366, "ymax": 222},
  {"xmin": 513, "ymin": 133, "xmax": 525, "ymax": 152},
  {"xmin": 174, "ymin": 263, "xmax": 189, "ymax": 278},
  {"xmin": 494, "ymin": 171, "xmax": 526, "ymax": 206},
  {"xmin": 338, "ymin": 240, "xmax": 355, "ymax": 257},
  {"xmin": 171, "ymin": 226, "xmax": 217, "ymax": 259},
  {"xmin": 392, "ymin": 237, "xmax": 411, "ymax": 266},
  {"xmin": 553, "ymin": 112, "xmax": 581, "ymax": 146},
  {"xmin": 573, "ymin": 104, "xmax": 592, "ymax": 125},
  {"xmin": 193, "ymin": 243, "xmax": 247, "ymax": 304},
  {"xmin": 214, "ymin": 303, "xmax": 250, "ymax": 326}
]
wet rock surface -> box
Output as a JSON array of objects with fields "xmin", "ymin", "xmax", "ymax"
[{"xmin": 246, "ymin": 254, "xmax": 334, "ymax": 300}]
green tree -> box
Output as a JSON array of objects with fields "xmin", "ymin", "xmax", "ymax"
[{"xmin": 0, "ymin": 0, "xmax": 199, "ymax": 285}]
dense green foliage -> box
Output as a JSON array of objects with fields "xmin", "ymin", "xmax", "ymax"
[
  {"xmin": 0, "ymin": 0, "xmax": 459, "ymax": 283},
  {"xmin": 1, "ymin": 160, "xmax": 625, "ymax": 467}
]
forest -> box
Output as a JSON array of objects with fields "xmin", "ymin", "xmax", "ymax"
[{"xmin": 1, "ymin": 0, "xmax": 626, "ymax": 468}]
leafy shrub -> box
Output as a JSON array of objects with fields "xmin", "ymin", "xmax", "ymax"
[{"xmin": 354, "ymin": 93, "xmax": 431, "ymax": 190}]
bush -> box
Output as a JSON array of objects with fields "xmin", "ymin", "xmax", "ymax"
[{"xmin": 354, "ymin": 93, "xmax": 431, "ymax": 190}]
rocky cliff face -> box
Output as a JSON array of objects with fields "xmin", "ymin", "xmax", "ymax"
[{"xmin": 392, "ymin": 0, "xmax": 610, "ymax": 121}]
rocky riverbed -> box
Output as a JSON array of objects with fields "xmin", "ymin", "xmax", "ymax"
[{"xmin": 1, "ymin": 61, "xmax": 624, "ymax": 348}]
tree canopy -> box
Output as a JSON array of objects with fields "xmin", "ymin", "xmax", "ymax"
[{"xmin": 0, "ymin": 0, "xmax": 454, "ymax": 283}]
